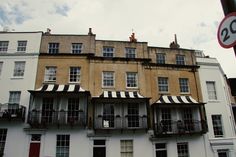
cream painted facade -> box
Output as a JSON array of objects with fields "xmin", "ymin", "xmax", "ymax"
[
  {"xmin": 0, "ymin": 31, "xmax": 42, "ymax": 157},
  {"xmin": 1, "ymin": 30, "xmax": 235, "ymax": 157}
]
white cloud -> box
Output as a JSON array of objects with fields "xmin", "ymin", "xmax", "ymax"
[{"xmin": 0, "ymin": 0, "xmax": 235, "ymax": 77}]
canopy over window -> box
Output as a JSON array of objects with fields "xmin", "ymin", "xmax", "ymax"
[
  {"xmin": 28, "ymin": 84, "xmax": 87, "ymax": 93},
  {"xmin": 96, "ymin": 91, "xmax": 146, "ymax": 99},
  {"xmin": 152, "ymin": 95, "xmax": 204, "ymax": 106}
]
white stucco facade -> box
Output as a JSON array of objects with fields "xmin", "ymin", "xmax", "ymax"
[
  {"xmin": 0, "ymin": 32, "xmax": 42, "ymax": 157},
  {"xmin": 197, "ymin": 56, "xmax": 236, "ymax": 157}
]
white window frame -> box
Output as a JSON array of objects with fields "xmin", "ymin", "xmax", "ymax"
[
  {"xmin": 8, "ymin": 91, "xmax": 21, "ymax": 104},
  {"xmin": 158, "ymin": 77, "xmax": 168, "ymax": 92},
  {"xmin": 17, "ymin": 40, "xmax": 27, "ymax": 52},
  {"xmin": 156, "ymin": 53, "xmax": 166, "ymax": 64},
  {"xmin": 121, "ymin": 140, "xmax": 133, "ymax": 157},
  {"xmin": 179, "ymin": 78, "xmax": 189, "ymax": 93},
  {"xmin": 69, "ymin": 67, "xmax": 81, "ymax": 83},
  {"xmin": 103, "ymin": 47, "xmax": 114, "ymax": 57},
  {"xmin": 0, "ymin": 62, "xmax": 3, "ymax": 76},
  {"xmin": 48, "ymin": 43, "xmax": 59, "ymax": 54},
  {"xmin": 125, "ymin": 48, "xmax": 136, "ymax": 58},
  {"xmin": 13, "ymin": 61, "xmax": 25, "ymax": 77},
  {"xmin": 0, "ymin": 129, "xmax": 7, "ymax": 155},
  {"xmin": 212, "ymin": 115, "xmax": 224, "ymax": 137},
  {"xmin": 126, "ymin": 72, "xmax": 138, "ymax": 88},
  {"xmin": 8, "ymin": 91, "xmax": 21, "ymax": 115},
  {"xmin": 176, "ymin": 55, "xmax": 185, "ymax": 65},
  {"xmin": 71, "ymin": 43, "xmax": 83, "ymax": 54},
  {"xmin": 155, "ymin": 143, "xmax": 167, "ymax": 157},
  {"xmin": 44, "ymin": 66, "xmax": 57, "ymax": 82},
  {"xmin": 177, "ymin": 142, "xmax": 189, "ymax": 157},
  {"xmin": 218, "ymin": 149, "xmax": 229, "ymax": 157},
  {"xmin": 0, "ymin": 41, "xmax": 9, "ymax": 53},
  {"xmin": 102, "ymin": 71, "xmax": 114, "ymax": 88},
  {"xmin": 206, "ymin": 81, "xmax": 217, "ymax": 100},
  {"xmin": 56, "ymin": 135, "xmax": 70, "ymax": 157}
]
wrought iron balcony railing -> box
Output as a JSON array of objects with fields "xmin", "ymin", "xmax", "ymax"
[
  {"xmin": 0, "ymin": 104, "xmax": 26, "ymax": 121},
  {"xmin": 28, "ymin": 110, "xmax": 85, "ymax": 128},
  {"xmin": 155, "ymin": 120, "xmax": 207, "ymax": 136},
  {"xmin": 94, "ymin": 115, "xmax": 147, "ymax": 130}
]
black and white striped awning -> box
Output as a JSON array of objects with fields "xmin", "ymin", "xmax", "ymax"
[
  {"xmin": 98, "ymin": 91, "xmax": 145, "ymax": 99},
  {"xmin": 28, "ymin": 84, "xmax": 86, "ymax": 93},
  {"xmin": 153, "ymin": 95, "xmax": 203, "ymax": 105}
]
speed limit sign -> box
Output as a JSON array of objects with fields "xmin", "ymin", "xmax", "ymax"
[{"xmin": 217, "ymin": 12, "xmax": 236, "ymax": 48}]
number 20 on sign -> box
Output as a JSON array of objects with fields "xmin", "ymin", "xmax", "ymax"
[{"xmin": 217, "ymin": 12, "xmax": 236, "ymax": 48}]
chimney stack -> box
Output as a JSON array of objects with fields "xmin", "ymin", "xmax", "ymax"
[
  {"xmin": 169, "ymin": 34, "xmax": 180, "ymax": 48},
  {"xmin": 88, "ymin": 28, "xmax": 93, "ymax": 35}
]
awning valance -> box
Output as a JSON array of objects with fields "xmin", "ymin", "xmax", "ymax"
[
  {"xmin": 153, "ymin": 95, "xmax": 204, "ymax": 105},
  {"xmin": 96, "ymin": 91, "xmax": 145, "ymax": 99},
  {"xmin": 28, "ymin": 84, "xmax": 87, "ymax": 93}
]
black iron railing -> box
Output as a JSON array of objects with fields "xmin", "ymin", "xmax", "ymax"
[
  {"xmin": 0, "ymin": 104, "xmax": 26, "ymax": 121},
  {"xmin": 28, "ymin": 110, "xmax": 85, "ymax": 127},
  {"xmin": 94, "ymin": 115, "xmax": 147, "ymax": 130},
  {"xmin": 155, "ymin": 120, "xmax": 207, "ymax": 135}
]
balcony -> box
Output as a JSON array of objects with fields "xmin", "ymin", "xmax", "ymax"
[
  {"xmin": 94, "ymin": 115, "xmax": 147, "ymax": 130},
  {"xmin": 28, "ymin": 110, "xmax": 85, "ymax": 128},
  {"xmin": 155, "ymin": 120, "xmax": 207, "ymax": 136},
  {"xmin": 0, "ymin": 104, "xmax": 26, "ymax": 121}
]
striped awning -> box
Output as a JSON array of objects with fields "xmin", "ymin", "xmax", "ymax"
[
  {"xmin": 153, "ymin": 95, "xmax": 203, "ymax": 105},
  {"xmin": 98, "ymin": 91, "xmax": 145, "ymax": 99},
  {"xmin": 28, "ymin": 84, "xmax": 86, "ymax": 93}
]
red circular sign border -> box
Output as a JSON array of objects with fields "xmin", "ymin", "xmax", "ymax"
[{"xmin": 217, "ymin": 12, "xmax": 236, "ymax": 48}]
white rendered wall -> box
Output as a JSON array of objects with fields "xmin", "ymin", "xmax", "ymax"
[
  {"xmin": 0, "ymin": 32, "xmax": 41, "ymax": 157},
  {"xmin": 197, "ymin": 57, "xmax": 236, "ymax": 157},
  {"xmin": 0, "ymin": 32, "xmax": 42, "ymax": 54}
]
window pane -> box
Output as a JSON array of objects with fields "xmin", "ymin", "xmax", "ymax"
[
  {"xmin": 206, "ymin": 81, "xmax": 217, "ymax": 100},
  {"xmin": 103, "ymin": 72, "xmax": 114, "ymax": 87},
  {"xmin": 103, "ymin": 104, "xmax": 114, "ymax": 128},
  {"xmin": 176, "ymin": 55, "xmax": 185, "ymax": 65},
  {"xmin": 0, "ymin": 129, "xmax": 7, "ymax": 155},
  {"xmin": 48, "ymin": 43, "xmax": 59, "ymax": 54},
  {"xmin": 156, "ymin": 53, "xmax": 165, "ymax": 64},
  {"xmin": 69, "ymin": 67, "xmax": 80, "ymax": 82},
  {"xmin": 177, "ymin": 143, "xmax": 189, "ymax": 157},
  {"xmin": 71, "ymin": 43, "xmax": 82, "ymax": 54},
  {"xmin": 121, "ymin": 140, "xmax": 133, "ymax": 157},
  {"xmin": 56, "ymin": 135, "xmax": 70, "ymax": 157},
  {"xmin": 126, "ymin": 72, "xmax": 137, "ymax": 88},
  {"xmin": 125, "ymin": 48, "xmax": 136, "ymax": 58},
  {"xmin": 212, "ymin": 115, "xmax": 224, "ymax": 137},
  {"xmin": 179, "ymin": 78, "xmax": 189, "ymax": 93},
  {"xmin": 44, "ymin": 66, "xmax": 57, "ymax": 82},
  {"xmin": 103, "ymin": 47, "xmax": 114, "ymax": 57},
  {"xmin": 0, "ymin": 41, "xmax": 9, "ymax": 52},
  {"xmin": 218, "ymin": 150, "xmax": 229, "ymax": 157},
  {"xmin": 17, "ymin": 41, "xmax": 27, "ymax": 52},
  {"xmin": 127, "ymin": 104, "xmax": 139, "ymax": 127},
  {"xmin": 158, "ymin": 77, "xmax": 168, "ymax": 92},
  {"xmin": 9, "ymin": 91, "xmax": 21, "ymax": 104},
  {"xmin": 155, "ymin": 143, "xmax": 167, "ymax": 157},
  {"xmin": 13, "ymin": 61, "xmax": 25, "ymax": 77}
]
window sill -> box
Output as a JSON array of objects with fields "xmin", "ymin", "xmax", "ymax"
[
  {"xmin": 68, "ymin": 82, "xmax": 81, "ymax": 84},
  {"xmin": 43, "ymin": 81, "xmax": 56, "ymax": 84},
  {"xmin": 126, "ymin": 87, "xmax": 139, "ymax": 90},
  {"xmin": 10, "ymin": 77, "xmax": 24, "ymax": 80},
  {"xmin": 159, "ymin": 91, "xmax": 169, "ymax": 94},
  {"xmin": 102, "ymin": 86, "xmax": 115, "ymax": 89},
  {"xmin": 180, "ymin": 92, "xmax": 190, "ymax": 95},
  {"xmin": 208, "ymin": 100, "xmax": 220, "ymax": 103}
]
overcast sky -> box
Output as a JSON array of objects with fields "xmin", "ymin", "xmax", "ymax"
[{"xmin": 0, "ymin": 0, "xmax": 236, "ymax": 77}]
